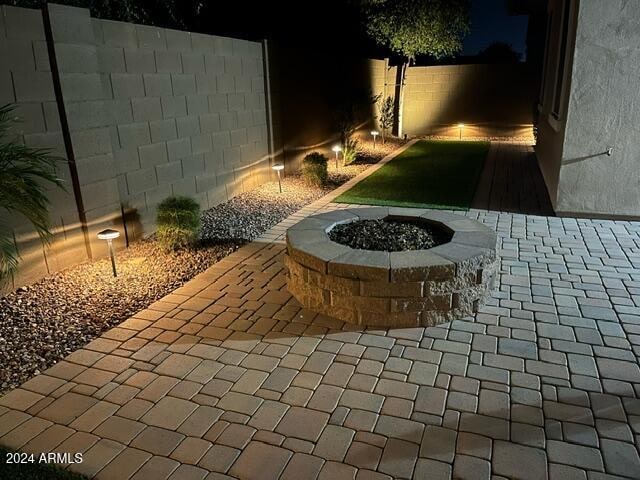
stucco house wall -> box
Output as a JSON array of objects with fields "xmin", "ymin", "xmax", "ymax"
[
  {"xmin": 536, "ymin": 0, "xmax": 640, "ymax": 218},
  {"xmin": 556, "ymin": 0, "xmax": 640, "ymax": 217}
]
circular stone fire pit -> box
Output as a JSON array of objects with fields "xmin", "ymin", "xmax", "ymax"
[{"xmin": 284, "ymin": 207, "xmax": 498, "ymax": 328}]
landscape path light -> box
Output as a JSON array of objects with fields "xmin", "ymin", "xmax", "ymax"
[
  {"xmin": 332, "ymin": 144, "xmax": 342, "ymax": 169},
  {"xmin": 371, "ymin": 130, "xmax": 379, "ymax": 148},
  {"xmin": 272, "ymin": 164, "xmax": 284, "ymax": 193},
  {"xmin": 458, "ymin": 123, "xmax": 465, "ymax": 140},
  {"xmin": 97, "ymin": 229, "xmax": 120, "ymax": 277}
]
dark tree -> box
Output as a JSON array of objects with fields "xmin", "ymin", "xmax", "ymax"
[
  {"xmin": 359, "ymin": 0, "xmax": 471, "ymax": 136},
  {"xmin": 477, "ymin": 42, "xmax": 522, "ymax": 63},
  {"xmin": 7, "ymin": 0, "xmax": 192, "ymax": 29}
]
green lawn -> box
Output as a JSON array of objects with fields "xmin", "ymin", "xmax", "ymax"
[
  {"xmin": 1, "ymin": 447, "xmax": 88, "ymax": 480},
  {"xmin": 335, "ymin": 140, "xmax": 490, "ymax": 210}
]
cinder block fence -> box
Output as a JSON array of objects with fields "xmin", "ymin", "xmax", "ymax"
[{"xmin": 0, "ymin": 3, "xmax": 273, "ymax": 289}]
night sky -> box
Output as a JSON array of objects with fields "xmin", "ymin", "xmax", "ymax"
[
  {"xmin": 463, "ymin": 0, "xmax": 529, "ymax": 57},
  {"xmin": 191, "ymin": 0, "xmax": 531, "ymax": 62}
]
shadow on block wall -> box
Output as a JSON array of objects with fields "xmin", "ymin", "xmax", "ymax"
[
  {"xmin": 268, "ymin": 42, "xmax": 379, "ymax": 173},
  {"xmin": 402, "ymin": 63, "xmax": 538, "ymax": 139}
]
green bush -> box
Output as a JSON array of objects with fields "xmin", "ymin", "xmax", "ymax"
[
  {"xmin": 156, "ymin": 196, "xmax": 200, "ymax": 250},
  {"xmin": 302, "ymin": 152, "xmax": 328, "ymax": 187},
  {"xmin": 0, "ymin": 104, "xmax": 65, "ymax": 285},
  {"xmin": 379, "ymin": 96, "xmax": 395, "ymax": 142},
  {"xmin": 343, "ymin": 137, "xmax": 359, "ymax": 165}
]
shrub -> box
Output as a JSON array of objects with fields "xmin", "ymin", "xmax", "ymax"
[
  {"xmin": 379, "ymin": 96, "xmax": 395, "ymax": 142},
  {"xmin": 342, "ymin": 137, "xmax": 359, "ymax": 165},
  {"xmin": 156, "ymin": 196, "xmax": 200, "ymax": 250},
  {"xmin": 0, "ymin": 104, "xmax": 64, "ymax": 285},
  {"xmin": 302, "ymin": 152, "xmax": 328, "ymax": 187}
]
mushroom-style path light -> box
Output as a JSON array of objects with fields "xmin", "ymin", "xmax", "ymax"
[
  {"xmin": 371, "ymin": 130, "xmax": 379, "ymax": 148},
  {"xmin": 458, "ymin": 123, "xmax": 465, "ymax": 140},
  {"xmin": 332, "ymin": 144, "xmax": 342, "ymax": 169},
  {"xmin": 97, "ymin": 229, "xmax": 120, "ymax": 277},
  {"xmin": 272, "ymin": 164, "xmax": 284, "ymax": 193}
]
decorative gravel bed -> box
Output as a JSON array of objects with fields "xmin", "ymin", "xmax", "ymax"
[
  {"xmin": 0, "ymin": 137, "xmax": 404, "ymax": 393},
  {"xmin": 201, "ymin": 175, "xmax": 328, "ymax": 241},
  {"xmin": 328, "ymin": 218, "xmax": 450, "ymax": 251},
  {"xmin": 200, "ymin": 137, "xmax": 404, "ymax": 241},
  {"xmin": 0, "ymin": 240, "xmax": 239, "ymax": 392}
]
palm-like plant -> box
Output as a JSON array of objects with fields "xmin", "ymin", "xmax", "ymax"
[{"xmin": 0, "ymin": 104, "xmax": 65, "ymax": 285}]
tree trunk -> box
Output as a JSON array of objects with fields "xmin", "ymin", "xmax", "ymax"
[{"xmin": 393, "ymin": 60, "xmax": 408, "ymax": 138}]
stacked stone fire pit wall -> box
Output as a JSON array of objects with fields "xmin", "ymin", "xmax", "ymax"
[{"xmin": 284, "ymin": 208, "xmax": 498, "ymax": 328}]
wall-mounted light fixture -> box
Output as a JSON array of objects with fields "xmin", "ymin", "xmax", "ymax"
[
  {"xmin": 371, "ymin": 130, "xmax": 380, "ymax": 148},
  {"xmin": 97, "ymin": 229, "xmax": 120, "ymax": 277},
  {"xmin": 458, "ymin": 123, "xmax": 465, "ymax": 140},
  {"xmin": 272, "ymin": 164, "xmax": 284, "ymax": 193},
  {"xmin": 332, "ymin": 145, "xmax": 342, "ymax": 169}
]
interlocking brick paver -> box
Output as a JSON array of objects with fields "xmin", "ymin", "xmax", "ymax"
[
  {"xmin": 96, "ymin": 447, "xmax": 151, "ymax": 480},
  {"xmin": 93, "ymin": 416, "xmax": 145, "ymax": 444},
  {"xmin": 38, "ymin": 393, "xmax": 98, "ymax": 425},
  {"xmin": 344, "ymin": 409, "xmax": 379, "ymax": 432},
  {"xmin": 228, "ymin": 441, "xmax": 293, "ymax": 480},
  {"xmin": 492, "ymin": 440, "xmax": 547, "ymax": 480},
  {"xmin": 339, "ymin": 389, "xmax": 385, "ymax": 413},
  {"xmin": 414, "ymin": 385, "xmax": 447, "ymax": 416},
  {"xmin": 170, "ymin": 436, "xmax": 212, "ymax": 464},
  {"xmin": 275, "ymin": 406, "xmax": 329, "ymax": 442},
  {"xmin": 378, "ymin": 438, "xmax": 418, "ymax": 479},
  {"xmin": 198, "ymin": 444, "xmax": 240, "ymax": 474},
  {"xmin": 546, "ymin": 440, "xmax": 604, "ymax": 471},
  {"xmin": 307, "ymin": 384, "xmax": 344, "ymax": 412},
  {"xmin": 141, "ymin": 396, "xmax": 198, "ymax": 430},
  {"xmin": 599, "ymin": 438, "xmax": 640, "ymax": 478},
  {"xmin": 4, "ymin": 142, "xmax": 640, "ymax": 478},
  {"xmin": 74, "ymin": 438, "xmax": 125, "ymax": 478},
  {"xmin": 130, "ymin": 426, "xmax": 184, "ymax": 456},
  {"xmin": 344, "ymin": 441, "xmax": 383, "ymax": 470},
  {"xmin": 414, "ymin": 458, "xmax": 452, "ymax": 479},
  {"xmin": 452, "ymin": 453, "xmax": 490, "ymax": 479},
  {"xmin": 375, "ymin": 415, "xmax": 424, "ymax": 444},
  {"xmin": 456, "ymin": 432, "xmax": 491, "ymax": 460},
  {"xmin": 318, "ymin": 460, "xmax": 357, "ymax": 480},
  {"xmin": 216, "ymin": 391, "xmax": 263, "ymax": 415},
  {"xmin": 313, "ymin": 425, "xmax": 355, "ymax": 461},
  {"xmin": 281, "ymin": 452, "xmax": 325, "ymax": 480}
]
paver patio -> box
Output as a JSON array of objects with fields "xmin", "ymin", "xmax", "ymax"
[{"xmin": 2, "ymin": 142, "xmax": 640, "ymax": 479}]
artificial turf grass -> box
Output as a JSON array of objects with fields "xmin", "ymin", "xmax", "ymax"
[
  {"xmin": 334, "ymin": 140, "xmax": 490, "ymax": 210},
  {"xmin": 0, "ymin": 447, "xmax": 88, "ymax": 480}
]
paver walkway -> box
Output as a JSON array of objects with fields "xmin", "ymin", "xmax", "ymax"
[
  {"xmin": 2, "ymin": 142, "xmax": 640, "ymax": 479},
  {"xmin": 472, "ymin": 141, "xmax": 554, "ymax": 216}
]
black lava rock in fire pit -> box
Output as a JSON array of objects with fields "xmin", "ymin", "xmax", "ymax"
[{"xmin": 328, "ymin": 218, "xmax": 450, "ymax": 252}]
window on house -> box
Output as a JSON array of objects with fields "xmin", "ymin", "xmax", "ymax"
[
  {"xmin": 538, "ymin": 11, "xmax": 554, "ymax": 107},
  {"xmin": 552, "ymin": 0, "xmax": 572, "ymax": 118}
]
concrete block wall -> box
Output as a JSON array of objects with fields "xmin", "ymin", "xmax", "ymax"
[
  {"xmin": 402, "ymin": 64, "xmax": 536, "ymax": 138},
  {"xmin": 266, "ymin": 44, "xmax": 381, "ymax": 174},
  {"xmin": 370, "ymin": 59, "xmax": 397, "ymax": 134},
  {"xmin": 47, "ymin": 3, "xmax": 270, "ymax": 242},
  {"xmin": 0, "ymin": 5, "xmax": 88, "ymax": 289},
  {"xmin": 369, "ymin": 60, "xmax": 536, "ymax": 139},
  {"xmin": 0, "ymin": 4, "xmax": 271, "ymax": 290}
]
